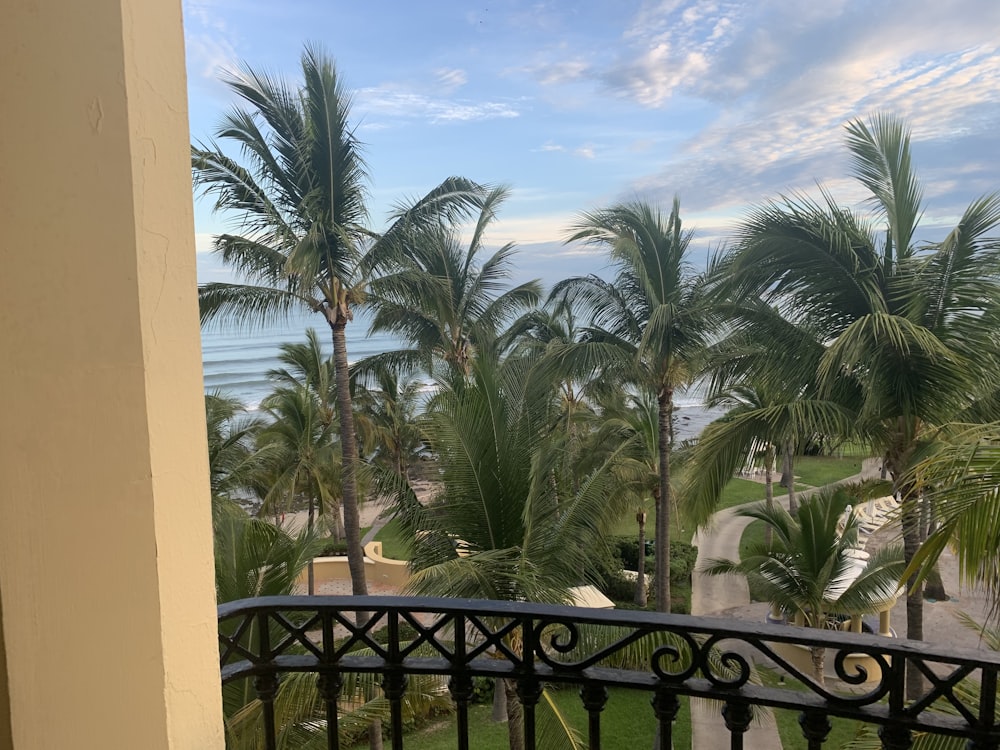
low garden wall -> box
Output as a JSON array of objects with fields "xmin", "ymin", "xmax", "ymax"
[{"xmin": 300, "ymin": 541, "xmax": 411, "ymax": 590}]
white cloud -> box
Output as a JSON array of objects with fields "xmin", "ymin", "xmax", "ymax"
[
  {"xmin": 356, "ymin": 87, "xmax": 519, "ymax": 124},
  {"xmin": 183, "ymin": 0, "xmax": 241, "ymax": 80},
  {"xmin": 603, "ymin": 0, "xmax": 1000, "ymax": 224},
  {"xmin": 435, "ymin": 67, "xmax": 468, "ymax": 92},
  {"xmin": 523, "ymin": 59, "xmax": 592, "ymax": 86},
  {"xmin": 574, "ymin": 145, "xmax": 596, "ymax": 159}
]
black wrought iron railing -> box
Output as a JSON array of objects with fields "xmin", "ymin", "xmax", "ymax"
[{"xmin": 218, "ymin": 595, "xmax": 1000, "ymax": 750}]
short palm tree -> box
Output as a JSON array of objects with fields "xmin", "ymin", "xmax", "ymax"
[
  {"xmin": 352, "ymin": 362, "xmax": 424, "ymax": 479},
  {"xmin": 268, "ymin": 328, "xmax": 337, "ymax": 428},
  {"xmin": 703, "ymin": 488, "xmax": 905, "ymax": 686},
  {"xmin": 681, "ymin": 377, "xmax": 853, "ymax": 536},
  {"xmin": 193, "ymin": 44, "xmax": 483, "ymax": 598},
  {"xmin": 384, "ymin": 355, "xmax": 631, "ymax": 750},
  {"xmin": 553, "ymin": 198, "xmax": 715, "ymax": 611},
  {"xmin": 256, "ymin": 385, "xmax": 340, "ymax": 592},
  {"xmin": 906, "ymin": 421, "xmax": 1000, "ymax": 621},
  {"xmin": 719, "ymin": 114, "xmax": 1000, "ymax": 693},
  {"xmin": 205, "ymin": 391, "xmax": 269, "ymax": 522}
]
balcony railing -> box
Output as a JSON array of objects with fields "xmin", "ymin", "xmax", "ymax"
[{"xmin": 219, "ymin": 595, "xmax": 1000, "ymax": 750}]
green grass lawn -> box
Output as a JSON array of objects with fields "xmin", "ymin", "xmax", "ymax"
[
  {"xmin": 793, "ymin": 455, "xmax": 865, "ymax": 487},
  {"xmin": 609, "ymin": 455, "xmax": 861, "ymax": 545},
  {"xmin": 373, "ymin": 516, "xmax": 409, "ymax": 560},
  {"xmin": 365, "ymin": 686, "xmax": 689, "ymax": 749},
  {"xmin": 757, "ymin": 667, "xmax": 866, "ymax": 747}
]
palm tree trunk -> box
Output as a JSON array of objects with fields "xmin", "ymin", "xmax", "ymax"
[
  {"xmin": 503, "ymin": 679, "xmax": 524, "ymax": 750},
  {"xmin": 890, "ymin": 461, "xmax": 925, "ymax": 700},
  {"xmin": 784, "ymin": 441, "xmax": 798, "ymax": 515},
  {"xmin": 635, "ymin": 509, "xmax": 648, "ymax": 607},
  {"xmin": 810, "ymin": 646, "xmax": 826, "ymax": 687},
  {"xmin": 923, "ymin": 499, "xmax": 947, "ymax": 600},
  {"xmin": 328, "ymin": 317, "xmax": 369, "ymax": 599},
  {"xmin": 656, "ymin": 388, "xmax": 672, "ymax": 613},
  {"xmin": 334, "ymin": 502, "xmax": 345, "ymax": 542},
  {"xmin": 491, "ymin": 679, "xmax": 508, "ymax": 722},
  {"xmin": 764, "ymin": 447, "xmax": 774, "ymax": 548},
  {"xmin": 307, "ymin": 496, "xmax": 315, "ymax": 595}
]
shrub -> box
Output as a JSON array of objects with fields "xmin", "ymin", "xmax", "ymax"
[{"xmin": 318, "ymin": 538, "xmax": 349, "ymax": 556}]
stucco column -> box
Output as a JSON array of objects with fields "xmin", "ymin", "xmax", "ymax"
[
  {"xmin": 880, "ymin": 609, "xmax": 892, "ymax": 637},
  {"xmin": 0, "ymin": 1, "xmax": 224, "ymax": 748}
]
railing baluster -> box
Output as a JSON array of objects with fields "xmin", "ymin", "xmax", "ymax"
[
  {"xmin": 881, "ymin": 650, "xmax": 912, "ymax": 750},
  {"xmin": 799, "ymin": 709, "xmax": 831, "ymax": 750},
  {"xmin": 651, "ymin": 689, "xmax": 680, "ymax": 750},
  {"xmin": 878, "ymin": 724, "xmax": 912, "ymax": 750},
  {"xmin": 317, "ymin": 671, "xmax": 342, "ymax": 750},
  {"xmin": 253, "ymin": 674, "xmax": 279, "ymax": 750},
  {"xmin": 450, "ymin": 613, "xmax": 473, "ymax": 750},
  {"xmin": 384, "ymin": 610, "xmax": 407, "ymax": 750},
  {"xmin": 253, "ymin": 609, "xmax": 278, "ymax": 750},
  {"xmin": 448, "ymin": 673, "xmax": 474, "ymax": 750},
  {"xmin": 722, "ymin": 700, "xmax": 752, "ymax": 750},
  {"xmin": 970, "ymin": 668, "xmax": 999, "ymax": 750},
  {"xmin": 383, "ymin": 671, "xmax": 407, "ymax": 750},
  {"xmin": 516, "ymin": 614, "xmax": 542, "ymax": 750},
  {"xmin": 580, "ymin": 684, "xmax": 608, "ymax": 750}
]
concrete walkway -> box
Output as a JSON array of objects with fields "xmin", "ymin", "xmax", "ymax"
[{"xmin": 688, "ymin": 458, "xmax": 881, "ymax": 749}]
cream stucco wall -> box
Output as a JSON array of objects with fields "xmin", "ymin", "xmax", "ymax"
[
  {"xmin": 302, "ymin": 542, "xmax": 413, "ymax": 591},
  {"xmin": 0, "ymin": 1, "xmax": 224, "ymax": 747}
]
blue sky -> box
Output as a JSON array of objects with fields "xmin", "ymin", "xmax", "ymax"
[{"xmin": 186, "ymin": 0, "xmax": 1000, "ymax": 288}]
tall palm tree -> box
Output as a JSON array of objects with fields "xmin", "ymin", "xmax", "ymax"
[
  {"xmin": 363, "ymin": 186, "xmax": 541, "ymax": 381},
  {"xmin": 193, "ymin": 45, "xmax": 483, "ymax": 598},
  {"xmin": 588, "ymin": 392, "xmax": 661, "ymax": 605},
  {"xmin": 553, "ymin": 198, "xmax": 715, "ymax": 612},
  {"xmin": 719, "ymin": 114, "xmax": 1000, "ymax": 692},
  {"xmin": 703, "ymin": 488, "xmax": 905, "ymax": 686}
]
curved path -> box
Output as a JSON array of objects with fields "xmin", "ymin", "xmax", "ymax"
[{"xmin": 688, "ymin": 458, "xmax": 880, "ymax": 750}]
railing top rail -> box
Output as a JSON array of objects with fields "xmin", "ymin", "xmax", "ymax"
[{"xmin": 217, "ymin": 594, "xmax": 1000, "ymax": 668}]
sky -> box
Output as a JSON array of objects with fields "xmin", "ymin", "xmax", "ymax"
[{"xmin": 185, "ymin": 0, "xmax": 1000, "ymax": 289}]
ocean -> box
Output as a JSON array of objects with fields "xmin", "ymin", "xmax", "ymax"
[{"xmin": 200, "ymin": 311, "xmax": 721, "ymax": 441}]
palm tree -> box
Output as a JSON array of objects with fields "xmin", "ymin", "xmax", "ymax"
[
  {"xmin": 353, "ymin": 362, "xmax": 424, "ymax": 479},
  {"xmin": 256, "ymin": 384, "xmax": 340, "ymax": 592},
  {"xmin": 703, "ymin": 488, "xmax": 905, "ymax": 686},
  {"xmin": 383, "ymin": 355, "xmax": 631, "ymax": 750},
  {"xmin": 268, "ymin": 328, "xmax": 337, "ymax": 428},
  {"xmin": 719, "ymin": 113, "xmax": 1000, "ymax": 692},
  {"xmin": 681, "ymin": 378, "xmax": 853, "ymax": 539},
  {"xmin": 362, "ymin": 185, "xmax": 541, "ymax": 381},
  {"xmin": 588, "ymin": 392, "xmax": 662, "ymax": 606},
  {"xmin": 553, "ymin": 198, "xmax": 715, "ymax": 612},
  {"xmin": 205, "ymin": 391, "xmax": 270, "ymax": 523},
  {"xmin": 905, "ymin": 421, "xmax": 1000, "ymax": 621},
  {"xmin": 193, "ymin": 44, "xmax": 484, "ymax": 599}
]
